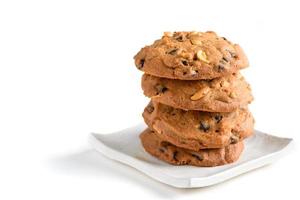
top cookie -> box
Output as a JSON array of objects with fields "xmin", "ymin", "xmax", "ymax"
[{"xmin": 134, "ymin": 31, "xmax": 248, "ymax": 80}]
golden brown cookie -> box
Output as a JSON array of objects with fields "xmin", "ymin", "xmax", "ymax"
[
  {"xmin": 143, "ymin": 101, "xmax": 254, "ymax": 151},
  {"xmin": 142, "ymin": 72, "xmax": 253, "ymax": 112},
  {"xmin": 134, "ymin": 31, "xmax": 248, "ymax": 80},
  {"xmin": 140, "ymin": 128, "xmax": 244, "ymax": 167}
]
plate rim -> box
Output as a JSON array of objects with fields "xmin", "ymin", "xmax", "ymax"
[{"xmin": 88, "ymin": 127, "xmax": 293, "ymax": 188}]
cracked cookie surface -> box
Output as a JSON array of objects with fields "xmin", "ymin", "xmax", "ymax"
[
  {"xmin": 143, "ymin": 101, "xmax": 254, "ymax": 151},
  {"xmin": 134, "ymin": 31, "xmax": 248, "ymax": 80},
  {"xmin": 140, "ymin": 128, "xmax": 244, "ymax": 167},
  {"xmin": 142, "ymin": 72, "xmax": 253, "ymax": 112}
]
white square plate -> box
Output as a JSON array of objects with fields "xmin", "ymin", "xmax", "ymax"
[{"xmin": 89, "ymin": 123, "xmax": 293, "ymax": 188}]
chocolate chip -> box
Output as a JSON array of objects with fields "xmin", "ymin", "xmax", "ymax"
[
  {"xmin": 181, "ymin": 60, "xmax": 188, "ymax": 66},
  {"xmin": 175, "ymin": 35, "xmax": 183, "ymax": 42},
  {"xmin": 159, "ymin": 148, "xmax": 165, "ymax": 153},
  {"xmin": 214, "ymin": 115, "xmax": 223, "ymax": 123},
  {"xmin": 146, "ymin": 105, "xmax": 154, "ymax": 113},
  {"xmin": 173, "ymin": 151, "xmax": 178, "ymax": 161},
  {"xmin": 215, "ymin": 64, "xmax": 225, "ymax": 72},
  {"xmin": 228, "ymin": 51, "xmax": 238, "ymax": 59},
  {"xmin": 222, "ymin": 57, "xmax": 229, "ymax": 63},
  {"xmin": 155, "ymin": 84, "xmax": 168, "ymax": 94},
  {"xmin": 161, "ymin": 141, "xmax": 169, "ymax": 147},
  {"xmin": 167, "ymin": 48, "xmax": 178, "ymax": 55},
  {"xmin": 230, "ymin": 135, "xmax": 239, "ymax": 144},
  {"xmin": 199, "ymin": 121, "xmax": 210, "ymax": 132},
  {"xmin": 138, "ymin": 59, "xmax": 145, "ymax": 69},
  {"xmin": 193, "ymin": 54, "xmax": 198, "ymax": 61},
  {"xmin": 191, "ymin": 153, "xmax": 203, "ymax": 161}
]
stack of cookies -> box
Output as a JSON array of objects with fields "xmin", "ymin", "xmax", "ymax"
[{"xmin": 134, "ymin": 31, "xmax": 254, "ymax": 167}]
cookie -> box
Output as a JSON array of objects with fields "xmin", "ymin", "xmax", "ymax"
[
  {"xmin": 140, "ymin": 128, "xmax": 244, "ymax": 167},
  {"xmin": 142, "ymin": 72, "xmax": 253, "ymax": 112},
  {"xmin": 143, "ymin": 101, "xmax": 254, "ymax": 151},
  {"xmin": 134, "ymin": 31, "xmax": 248, "ymax": 80}
]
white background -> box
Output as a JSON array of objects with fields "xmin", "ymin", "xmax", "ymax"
[{"xmin": 0, "ymin": 0, "xmax": 299, "ymax": 199}]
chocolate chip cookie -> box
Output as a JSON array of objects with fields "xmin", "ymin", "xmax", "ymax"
[
  {"xmin": 143, "ymin": 101, "xmax": 254, "ymax": 151},
  {"xmin": 142, "ymin": 72, "xmax": 253, "ymax": 112},
  {"xmin": 140, "ymin": 128, "xmax": 244, "ymax": 167},
  {"xmin": 134, "ymin": 31, "xmax": 248, "ymax": 80}
]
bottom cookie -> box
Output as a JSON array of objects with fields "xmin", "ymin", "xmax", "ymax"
[{"xmin": 140, "ymin": 128, "xmax": 244, "ymax": 167}]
